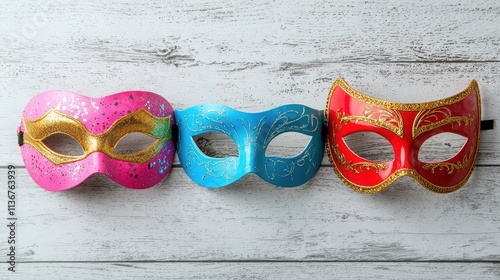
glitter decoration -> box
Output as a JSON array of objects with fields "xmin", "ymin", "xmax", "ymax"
[
  {"xmin": 325, "ymin": 79, "xmax": 481, "ymax": 193},
  {"xmin": 18, "ymin": 90, "xmax": 176, "ymax": 191},
  {"xmin": 175, "ymin": 104, "xmax": 324, "ymax": 188}
]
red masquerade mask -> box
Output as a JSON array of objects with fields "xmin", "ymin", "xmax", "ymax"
[{"xmin": 326, "ymin": 79, "xmax": 481, "ymax": 193}]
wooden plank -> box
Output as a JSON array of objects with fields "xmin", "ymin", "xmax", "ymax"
[
  {"xmin": 0, "ymin": 0, "xmax": 499, "ymax": 278},
  {"xmin": 2, "ymin": 62, "xmax": 500, "ymax": 166},
  {"xmin": 1, "ymin": 262, "xmax": 499, "ymax": 280},
  {"xmin": 0, "ymin": 166, "xmax": 498, "ymax": 262},
  {"xmin": 1, "ymin": 0, "xmax": 499, "ymax": 63}
]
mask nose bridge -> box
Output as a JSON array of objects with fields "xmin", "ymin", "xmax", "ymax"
[
  {"xmin": 86, "ymin": 151, "xmax": 108, "ymax": 174},
  {"xmin": 83, "ymin": 133, "xmax": 111, "ymax": 173},
  {"xmin": 243, "ymin": 137, "xmax": 260, "ymax": 173},
  {"xmin": 397, "ymin": 117, "xmax": 418, "ymax": 170},
  {"xmin": 397, "ymin": 142, "xmax": 412, "ymax": 169},
  {"xmin": 87, "ymin": 135, "xmax": 101, "ymax": 154}
]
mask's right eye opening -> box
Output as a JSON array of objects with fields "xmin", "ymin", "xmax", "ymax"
[
  {"xmin": 42, "ymin": 133, "xmax": 84, "ymax": 156},
  {"xmin": 418, "ymin": 132, "xmax": 468, "ymax": 163},
  {"xmin": 265, "ymin": 132, "xmax": 312, "ymax": 158},
  {"xmin": 342, "ymin": 132, "xmax": 394, "ymax": 162},
  {"xmin": 193, "ymin": 132, "xmax": 239, "ymax": 158}
]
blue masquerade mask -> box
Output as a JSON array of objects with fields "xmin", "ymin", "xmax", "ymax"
[{"xmin": 175, "ymin": 104, "xmax": 324, "ymax": 188}]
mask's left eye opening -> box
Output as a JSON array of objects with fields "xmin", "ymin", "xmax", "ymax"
[
  {"xmin": 42, "ymin": 133, "xmax": 84, "ymax": 156},
  {"xmin": 265, "ymin": 132, "xmax": 312, "ymax": 158},
  {"xmin": 418, "ymin": 132, "xmax": 468, "ymax": 163},
  {"xmin": 115, "ymin": 132, "xmax": 157, "ymax": 155}
]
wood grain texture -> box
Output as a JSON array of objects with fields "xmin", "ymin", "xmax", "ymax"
[
  {"xmin": 1, "ymin": 167, "xmax": 499, "ymax": 262},
  {"xmin": 1, "ymin": 262, "xmax": 499, "ymax": 280},
  {"xmin": 1, "ymin": 0, "xmax": 499, "ymax": 278},
  {"xmin": 2, "ymin": 62, "xmax": 500, "ymax": 166},
  {"xmin": 1, "ymin": 0, "xmax": 499, "ymax": 63}
]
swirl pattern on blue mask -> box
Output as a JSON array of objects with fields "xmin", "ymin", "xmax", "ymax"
[{"xmin": 175, "ymin": 104, "xmax": 324, "ymax": 188}]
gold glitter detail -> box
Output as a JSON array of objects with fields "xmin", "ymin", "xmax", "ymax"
[
  {"xmin": 325, "ymin": 78, "xmax": 481, "ymax": 194},
  {"xmin": 332, "ymin": 143, "xmax": 388, "ymax": 174},
  {"xmin": 326, "ymin": 161, "xmax": 476, "ymax": 194},
  {"xmin": 413, "ymin": 107, "xmax": 474, "ymax": 138},
  {"xmin": 333, "ymin": 110, "xmax": 344, "ymax": 132},
  {"xmin": 23, "ymin": 109, "xmax": 171, "ymax": 165},
  {"xmin": 328, "ymin": 78, "xmax": 479, "ymax": 111},
  {"xmin": 338, "ymin": 106, "xmax": 403, "ymax": 137},
  {"xmin": 422, "ymin": 143, "xmax": 474, "ymax": 174}
]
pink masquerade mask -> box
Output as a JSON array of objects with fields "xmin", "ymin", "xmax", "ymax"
[{"xmin": 18, "ymin": 90, "xmax": 175, "ymax": 191}]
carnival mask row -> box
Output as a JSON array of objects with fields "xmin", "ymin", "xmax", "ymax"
[{"xmin": 18, "ymin": 79, "xmax": 482, "ymax": 193}]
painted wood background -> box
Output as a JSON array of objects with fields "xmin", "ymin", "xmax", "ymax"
[{"xmin": 1, "ymin": 0, "xmax": 499, "ymax": 279}]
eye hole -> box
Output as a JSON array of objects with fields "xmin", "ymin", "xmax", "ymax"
[
  {"xmin": 265, "ymin": 132, "xmax": 312, "ymax": 158},
  {"xmin": 42, "ymin": 133, "xmax": 84, "ymax": 156},
  {"xmin": 343, "ymin": 132, "xmax": 394, "ymax": 162},
  {"xmin": 115, "ymin": 132, "xmax": 157, "ymax": 155},
  {"xmin": 194, "ymin": 132, "xmax": 239, "ymax": 158},
  {"xmin": 418, "ymin": 132, "xmax": 468, "ymax": 163}
]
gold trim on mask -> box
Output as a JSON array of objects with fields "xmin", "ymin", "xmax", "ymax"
[
  {"xmin": 324, "ymin": 158, "xmax": 477, "ymax": 193},
  {"xmin": 325, "ymin": 78, "xmax": 481, "ymax": 193},
  {"xmin": 336, "ymin": 107, "xmax": 404, "ymax": 138},
  {"xmin": 22, "ymin": 109, "xmax": 172, "ymax": 165},
  {"xmin": 329, "ymin": 78, "xmax": 479, "ymax": 111},
  {"xmin": 422, "ymin": 143, "xmax": 474, "ymax": 174},
  {"xmin": 332, "ymin": 143, "xmax": 388, "ymax": 174},
  {"xmin": 413, "ymin": 108, "xmax": 475, "ymax": 138}
]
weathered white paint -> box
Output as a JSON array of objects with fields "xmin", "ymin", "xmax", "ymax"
[
  {"xmin": 0, "ymin": 0, "xmax": 499, "ymax": 278},
  {"xmin": 0, "ymin": 167, "xmax": 499, "ymax": 262},
  {"xmin": 1, "ymin": 0, "xmax": 499, "ymax": 63},
  {"xmin": 2, "ymin": 63, "xmax": 499, "ymax": 166},
  {"xmin": 1, "ymin": 262, "xmax": 499, "ymax": 280}
]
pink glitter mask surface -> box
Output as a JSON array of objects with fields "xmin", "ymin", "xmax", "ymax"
[{"xmin": 18, "ymin": 90, "xmax": 175, "ymax": 191}]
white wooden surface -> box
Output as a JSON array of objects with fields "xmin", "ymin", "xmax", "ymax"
[{"xmin": 1, "ymin": 0, "xmax": 499, "ymax": 279}]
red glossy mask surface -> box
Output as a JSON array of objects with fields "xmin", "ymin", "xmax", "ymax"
[{"xmin": 326, "ymin": 79, "xmax": 480, "ymax": 193}]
